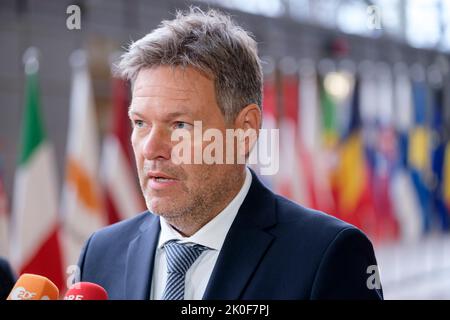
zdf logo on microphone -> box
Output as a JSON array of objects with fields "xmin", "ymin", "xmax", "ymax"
[
  {"xmin": 9, "ymin": 287, "xmax": 51, "ymax": 300},
  {"xmin": 9, "ymin": 286, "xmax": 37, "ymax": 300}
]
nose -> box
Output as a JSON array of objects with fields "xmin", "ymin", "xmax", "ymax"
[{"xmin": 141, "ymin": 125, "xmax": 172, "ymax": 161}]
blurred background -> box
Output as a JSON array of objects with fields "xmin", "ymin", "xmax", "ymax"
[{"xmin": 0, "ymin": 0, "xmax": 450, "ymax": 299}]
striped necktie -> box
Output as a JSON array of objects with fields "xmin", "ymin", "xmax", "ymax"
[{"xmin": 162, "ymin": 240, "xmax": 209, "ymax": 300}]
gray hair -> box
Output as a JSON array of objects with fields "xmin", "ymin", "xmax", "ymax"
[{"xmin": 117, "ymin": 7, "xmax": 263, "ymax": 122}]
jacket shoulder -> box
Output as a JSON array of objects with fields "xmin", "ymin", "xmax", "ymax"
[
  {"xmin": 271, "ymin": 195, "xmax": 382, "ymax": 299},
  {"xmin": 90, "ymin": 211, "xmax": 154, "ymax": 244},
  {"xmin": 273, "ymin": 194, "xmax": 359, "ymax": 240},
  {"xmin": 78, "ymin": 211, "xmax": 156, "ymax": 270}
]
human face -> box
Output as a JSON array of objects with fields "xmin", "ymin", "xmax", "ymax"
[{"xmin": 129, "ymin": 66, "xmax": 244, "ymax": 228}]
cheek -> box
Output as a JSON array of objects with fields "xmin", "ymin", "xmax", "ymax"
[
  {"xmin": 131, "ymin": 145, "xmax": 145, "ymax": 177},
  {"xmin": 179, "ymin": 165, "xmax": 201, "ymax": 187},
  {"xmin": 186, "ymin": 164, "xmax": 216, "ymax": 186},
  {"xmin": 131, "ymin": 136, "xmax": 143, "ymax": 159},
  {"xmin": 130, "ymin": 134, "xmax": 137, "ymax": 152}
]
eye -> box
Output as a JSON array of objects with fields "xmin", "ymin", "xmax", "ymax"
[
  {"xmin": 133, "ymin": 119, "xmax": 145, "ymax": 128},
  {"xmin": 174, "ymin": 122, "xmax": 192, "ymax": 130}
]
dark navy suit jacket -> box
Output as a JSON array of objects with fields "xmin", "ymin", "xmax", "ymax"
[
  {"xmin": 78, "ymin": 171, "xmax": 383, "ymax": 300},
  {"xmin": 0, "ymin": 257, "xmax": 16, "ymax": 300}
]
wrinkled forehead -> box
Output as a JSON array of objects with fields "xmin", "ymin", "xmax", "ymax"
[
  {"xmin": 132, "ymin": 66, "xmax": 215, "ymax": 99},
  {"xmin": 129, "ymin": 66, "xmax": 223, "ymax": 120},
  {"xmin": 132, "ymin": 84, "xmax": 194, "ymax": 101}
]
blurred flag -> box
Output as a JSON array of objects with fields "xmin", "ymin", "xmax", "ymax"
[
  {"xmin": 442, "ymin": 80, "xmax": 450, "ymax": 216},
  {"xmin": 319, "ymin": 75, "xmax": 339, "ymax": 150},
  {"xmin": 409, "ymin": 80, "xmax": 432, "ymax": 232},
  {"xmin": 359, "ymin": 63, "xmax": 381, "ymax": 239},
  {"xmin": 444, "ymin": 143, "xmax": 450, "ymax": 213},
  {"xmin": 0, "ymin": 171, "xmax": 9, "ymax": 258},
  {"xmin": 318, "ymin": 74, "xmax": 341, "ymax": 218},
  {"xmin": 444, "ymin": 77, "xmax": 450, "ymax": 222},
  {"xmin": 371, "ymin": 64, "xmax": 398, "ymax": 241},
  {"xmin": 391, "ymin": 64, "xmax": 422, "ymax": 241},
  {"xmin": 444, "ymin": 80, "xmax": 450, "ymax": 215},
  {"xmin": 100, "ymin": 77, "xmax": 144, "ymax": 224},
  {"xmin": 430, "ymin": 86, "xmax": 449, "ymax": 230},
  {"xmin": 277, "ymin": 59, "xmax": 310, "ymax": 206},
  {"xmin": 10, "ymin": 48, "xmax": 64, "ymax": 289},
  {"xmin": 61, "ymin": 50, "xmax": 106, "ymax": 269},
  {"xmin": 256, "ymin": 59, "xmax": 279, "ymax": 189},
  {"xmin": 335, "ymin": 76, "xmax": 376, "ymax": 232},
  {"xmin": 299, "ymin": 62, "xmax": 335, "ymax": 214}
]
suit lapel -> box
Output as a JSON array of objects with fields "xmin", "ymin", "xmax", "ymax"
[
  {"xmin": 125, "ymin": 213, "xmax": 160, "ymax": 299},
  {"xmin": 202, "ymin": 171, "xmax": 277, "ymax": 299}
]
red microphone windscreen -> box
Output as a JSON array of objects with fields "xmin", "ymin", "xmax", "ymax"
[{"xmin": 64, "ymin": 282, "xmax": 108, "ymax": 300}]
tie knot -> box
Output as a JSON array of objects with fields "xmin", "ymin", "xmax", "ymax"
[{"xmin": 163, "ymin": 240, "xmax": 209, "ymax": 274}]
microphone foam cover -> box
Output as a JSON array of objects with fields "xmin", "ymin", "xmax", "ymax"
[
  {"xmin": 64, "ymin": 282, "xmax": 108, "ymax": 300},
  {"xmin": 7, "ymin": 273, "xmax": 59, "ymax": 300}
]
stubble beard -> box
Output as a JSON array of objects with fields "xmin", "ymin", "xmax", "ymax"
[{"xmin": 141, "ymin": 167, "xmax": 244, "ymax": 236}]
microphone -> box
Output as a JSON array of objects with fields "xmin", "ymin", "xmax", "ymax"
[
  {"xmin": 7, "ymin": 273, "xmax": 59, "ymax": 300},
  {"xmin": 63, "ymin": 282, "xmax": 108, "ymax": 300}
]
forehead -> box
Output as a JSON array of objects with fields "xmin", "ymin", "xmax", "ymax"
[
  {"xmin": 130, "ymin": 66, "xmax": 221, "ymax": 120},
  {"xmin": 132, "ymin": 66, "xmax": 214, "ymax": 100}
]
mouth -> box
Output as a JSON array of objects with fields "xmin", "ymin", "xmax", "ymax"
[
  {"xmin": 147, "ymin": 171, "xmax": 176, "ymax": 180},
  {"xmin": 146, "ymin": 171, "xmax": 179, "ymax": 187}
]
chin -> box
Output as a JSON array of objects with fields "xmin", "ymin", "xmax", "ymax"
[{"xmin": 146, "ymin": 198, "xmax": 183, "ymax": 216}]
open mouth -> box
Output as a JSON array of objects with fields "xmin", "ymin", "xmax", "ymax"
[
  {"xmin": 150, "ymin": 176, "xmax": 175, "ymax": 182},
  {"xmin": 147, "ymin": 171, "xmax": 178, "ymax": 183}
]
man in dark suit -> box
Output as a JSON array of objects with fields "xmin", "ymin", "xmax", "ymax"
[
  {"xmin": 78, "ymin": 8, "xmax": 383, "ymax": 300},
  {"xmin": 0, "ymin": 257, "xmax": 16, "ymax": 299}
]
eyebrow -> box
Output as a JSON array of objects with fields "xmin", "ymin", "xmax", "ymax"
[{"xmin": 128, "ymin": 109, "xmax": 190, "ymax": 121}]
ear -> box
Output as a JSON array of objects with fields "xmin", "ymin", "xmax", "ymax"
[{"xmin": 233, "ymin": 104, "xmax": 261, "ymax": 158}]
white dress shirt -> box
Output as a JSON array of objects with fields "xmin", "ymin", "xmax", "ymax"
[{"xmin": 149, "ymin": 167, "xmax": 252, "ymax": 300}]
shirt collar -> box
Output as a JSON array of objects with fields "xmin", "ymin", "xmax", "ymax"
[{"xmin": 158, "ymin": 167, "xmax": 252, "ymax": 251}]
